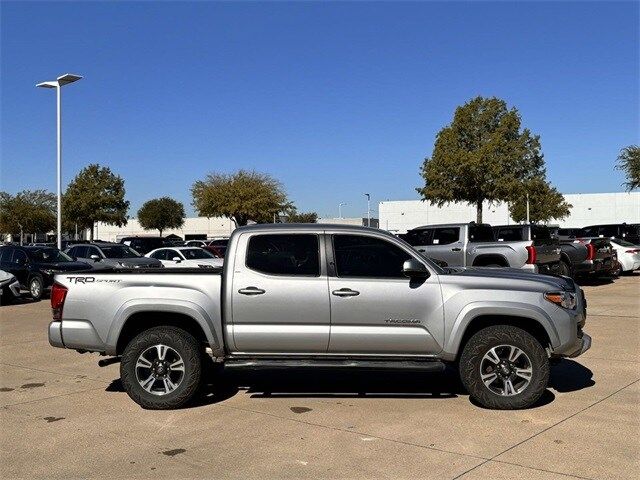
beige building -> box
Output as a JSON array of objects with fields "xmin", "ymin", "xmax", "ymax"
[{"xmin": 94, "ymin": 216, "xmax": 235, "ymax": 242}]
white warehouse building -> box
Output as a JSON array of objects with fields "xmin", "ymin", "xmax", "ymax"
[
  {"xmin": 94, "ymin": 216, "xmax": 235, "ymax": 242},
  {"xmin": 379, "ymin": 192, "xmax": 640, "ymax": 233}
]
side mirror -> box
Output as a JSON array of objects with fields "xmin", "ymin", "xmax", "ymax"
[
  {"xmin": 172, "ymin": 257, "xmax": 182, "ymax": 263},
  {"xmin": 90, "ymin": 255, "xmax": 100, "ymax": 262},
  {"xmin": 402, "ymin": 259, "xmax": 428, "ymax": 278}
]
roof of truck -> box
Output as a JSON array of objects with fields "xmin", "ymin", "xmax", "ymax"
[
  {"xmin": 410, "ymin": 222, "xmax": 492, "ymax": 230},
  {"xmin": 236, "ymin": 223, "xmax": 392, "ymax": 234}
]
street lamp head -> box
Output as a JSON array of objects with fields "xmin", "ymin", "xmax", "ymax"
[
  {"xmin": 36, "ymin": 81, "xmax": 58, "ymax": 89},
  {"xmin": 57, "ymin": 73, "xmax": 82, "ymax": 85}
]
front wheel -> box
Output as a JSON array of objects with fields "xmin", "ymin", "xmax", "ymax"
[
  {"xmin": 459, "ymin": 325, "xmax": 549, "ymax": 409},
  {"xmin": 558, "ymin": 261, "xmax": 572, "ymax": 278},
  {"xmin": 120, "ymin": 326, "xmax": 202, "ymax": 409}
]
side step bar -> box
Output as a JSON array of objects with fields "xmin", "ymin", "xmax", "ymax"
[{"xmin": 224, "ymin": 357, "xmax": 446, "ymax": 372}]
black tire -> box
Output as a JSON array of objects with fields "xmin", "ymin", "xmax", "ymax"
[
  {"xmin": 611, "ymin": 261, "xmax": 622, "ymax": 277},
  {"xmin": 558, "ymin": 260, "xmax": 572, "ymax": 278},
  {"xmin": 120, "ymin": 326, "xmax": 202, "ymax": 409},
  {"xmin": 459, "ymin": 325, "xmax": 549, "ymax": 409},
  {"xmin": 28, "ymin": 275, "xmax": 44, "ymax": 301}
]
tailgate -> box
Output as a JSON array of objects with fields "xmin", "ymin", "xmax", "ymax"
[{"xmin": 531, "ymin": 226, "xmax": 560, "ymax": 265}]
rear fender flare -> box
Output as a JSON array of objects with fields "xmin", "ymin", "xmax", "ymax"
[{"xmin": 106, "ymin": 299, "xmax": 223, "ymax": 357}]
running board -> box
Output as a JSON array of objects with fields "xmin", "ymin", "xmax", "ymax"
[{"xmin": 224, "ymin": 357, "xmax": 446, "ymax": 372}]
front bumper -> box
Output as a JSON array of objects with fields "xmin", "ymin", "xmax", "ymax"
[{"xmin": 559, "ymin": 332, "xmax": 592, "ymax": 358}]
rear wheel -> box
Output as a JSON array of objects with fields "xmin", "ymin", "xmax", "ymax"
[
  {"xmin": 28, "ymin": 275, "xmax": 43, "ymax": 301},
  {"xmin": 558, "ymin": 260, "xmax": 572, "ymax": 278},
  {"xmin": 120, "ymin": 326, "xmax": 202, "ymax": 409},
  {"xmin": 459, "ymin": 325, "xmax": 549, "ymax": 409},
  {"xmin": 611, "ymin": 261, "xmax": 623, "ymax": 277}
]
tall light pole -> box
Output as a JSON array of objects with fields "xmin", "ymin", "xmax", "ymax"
[
  {"xmin": 364, "ymin": 193, "xmax": 371, "ymax": 227},
  {"xmin": 338, "ymin": 202, "xmax": 346, "ymax": 219},
  {"xmin": 526, "ymin": 193, "xmax": 530, "ymax": 224},
  {"xmin": 37, "ymin": 73, "xmax": 83, "ymax": 249}
]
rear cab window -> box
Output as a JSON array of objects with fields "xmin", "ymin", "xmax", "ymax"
[
  {"xmin": 468, "ymin": 225, "xmax": 496, "ymax": 242},
  {"xmin": 403, "ymin": 229, "xmax": 432, "ymax": 246},
  {"xmin": 246, "ymin": 234, "xmax": 320, "ymax": 276}
]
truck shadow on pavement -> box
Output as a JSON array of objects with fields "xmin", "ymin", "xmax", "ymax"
[{"xmin": 105, "ymin": 359, "xmax": 594, "ymax": 410}]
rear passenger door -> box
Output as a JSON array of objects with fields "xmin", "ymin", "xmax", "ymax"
[
  {"xmin": 426, "ymin": 227, "xmax": 463, "ymax": 266},
  {"xmin": 327, "ymin": 234, "xmax": 443, "ymax": 355},
  {"xmin": 230, "ymin": 233, "xmax": 330, "ymax": 353}
]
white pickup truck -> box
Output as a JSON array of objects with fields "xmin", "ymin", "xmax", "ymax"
[{"xmin": 49, "ymin": 224, "xmax": 590, "ymax": 410}]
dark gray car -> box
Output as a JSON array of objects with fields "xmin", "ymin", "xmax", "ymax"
[{"xmin": 65, "ymin": 243, "xmax": 162, "ymax": 269}]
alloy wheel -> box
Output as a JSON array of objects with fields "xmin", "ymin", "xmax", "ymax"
[
  {"xmin": 479, "ymin": 344, "xmax": 533, "ymax": 396},
  {"xmin": 135, "ymin": 344, "xmax": 185, "ymax": 396}
]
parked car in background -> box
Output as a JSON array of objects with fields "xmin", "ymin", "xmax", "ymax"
[
  {"xmin": 403, "ymin": 222, "xmax": 550, "ymax": 272},
  {"xmin": 552, "ymin": 227, "xmax": 583, "ymax": 240},
  {"xmin": 0, "ymin": 269, "xmax": 21, "ymax": 304},
  {"xmin": 609, "ymin": 238, "xmax": 640, "ymax": 275},
  {"xmin": 145, "ymin": 247, "xmax": 224, "ymax": 268},
  {"xmin": 492, "ymin": 225, "xmax": 562, "ymax": 275},
  {"xmin": 184, "ymin": 240, "xmax": 208, "ymax": 248},
  {"xmin": 580, "ymin": 223, "xmax": 640, "ymax": 245},
  {"xmin": 0, "ymin": 246, "xmax": 91, "ymax": 300},
  {"xmin": 65, "ymin": 243, "xmax": 163, "ymax": 269},
  {"xmin": 572, "ymin": 237, "xmax": 618, "ymax": 278},
  {"xmin": 119, "ymin": 236, "xmax": 166, "ymax": 255}
]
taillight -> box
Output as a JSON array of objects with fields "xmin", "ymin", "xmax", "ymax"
[
  {"xmin": 526, "ymin": 245, "xmax": 537, "ymax": 264},
  {"xmin": 586, "ymin": 243, "xmax": 596, "ymax": 261},
  {"xmin": 51, "ymin": 282, "xmax": 68, "ymax": 321}
]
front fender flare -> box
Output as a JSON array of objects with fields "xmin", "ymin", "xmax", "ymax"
[{"xmin": 442, "ymin": 301, "xmax": 560, "ymax": 360}]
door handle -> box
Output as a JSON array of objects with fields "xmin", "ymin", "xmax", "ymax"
[
  {"xmin": 332, "ymin": 288, "xmax": 360, "ymax": 297},
  {"xmin": 238, "ymin": 286, "xmax": 265, "ymax": 295},
  {"xmin": 451, "ymin": 247, "xmax": 462, "ymax": 252},
  {"xmin": 418, "ymin": 249, "xmax": 426, "ymax": 252}
]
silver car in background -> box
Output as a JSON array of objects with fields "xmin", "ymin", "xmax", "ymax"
[
  {"xmin": 65, "ymin": 243, "xmax": 162, "ymax": 269},
  {"xmin": 145, "ymin": 246, "xmax": 223, "ymax": 268}
]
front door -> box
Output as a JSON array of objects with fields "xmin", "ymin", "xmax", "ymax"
[
  {"xmin": 230, "ymin": 232, "xmax": 330, "ymax": 353},
  {"xmin": 427, "ymin": 227, "xmax": 464, "ymax": 267},
  {"xmin": 327, "ymin": 233, "xmax": 444, "ymax": 355}
]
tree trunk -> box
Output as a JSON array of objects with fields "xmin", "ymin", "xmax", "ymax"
[
  {"xmin": 90, "ymin": 224, "xmax": 94, "ymax": 241},
  {"xmin": 476, "ymin": 199, "xmax": 483, "ymax": 223},
  {"xmin": 159, "ymin": 229, "xmax": 163, "ymax": 237}
]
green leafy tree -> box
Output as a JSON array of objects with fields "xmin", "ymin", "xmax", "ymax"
[
  {"xmin": 417, "ymin": 96, "xmax": 545, "ymax": 223},
  {"xmin": 64, "ymin": 164, "xmax": 129, "ymax": 239},
  {"xmin": 137, "ymin": 197, "xmax": 185, "ymax": 236},
  {"xmin": 192, "ymin": 170, "xmax": 292, "ymax": 226},
  {"xmin": 0, "ymin": 190, "xmax": 56, "ymax": 237},
  {"xmin": 287, "ymin": 210, "xmax": 318, "ymax": 223},
  {"xmin": 508, "ymin": 178, "xmax": 572, "ymax": 223},
  {"xmin": 616, "ymin": 145, "xmax": 640, "ymax": 191}
]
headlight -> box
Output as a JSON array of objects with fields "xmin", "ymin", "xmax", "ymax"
[{"xmin": 544, "ymin": 291, "xmax": 577, "ymax": 309}]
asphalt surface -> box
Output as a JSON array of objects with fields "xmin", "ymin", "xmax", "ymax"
[{"xmin": 0, "ymin": 274, "xmax": 638, "ymax": 479}]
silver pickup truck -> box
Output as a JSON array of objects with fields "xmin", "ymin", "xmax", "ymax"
[
  {"xmin": 48, "ymin": 224, "xmax": 590, "ymax": 410},
  {"xmin": 401, "ymin": 222, "xmax": 560, "ymax": 273}
]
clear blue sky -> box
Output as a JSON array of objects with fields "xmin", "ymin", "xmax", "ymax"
[{"xmin": 1, "ymin": 1, "xmax": 638, "ymax": 218}]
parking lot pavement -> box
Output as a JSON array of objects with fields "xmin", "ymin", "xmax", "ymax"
[{"xmin": 0, "ymin": 275, "xmax": 638, "ymax": 479}]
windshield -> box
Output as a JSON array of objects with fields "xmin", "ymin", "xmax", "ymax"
[
  {"xmin": 100, "ymin": 246, "xmax": 140, "ymax": 259},
  {"xmin": 28, "ymin": 248, "xmax": 74, "ymax": 263},
  {"xmin": 181, "ymin": 248, "xmax": 214, "ymax": 260}
]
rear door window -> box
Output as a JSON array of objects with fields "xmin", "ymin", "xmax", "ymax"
[
  {"xmin": 432, "ymin": 228, "xmax": 460, "ymax": 245},
  {"xmin": 246, "ymin": 234, "xmax": 320, "ymax": 276}
]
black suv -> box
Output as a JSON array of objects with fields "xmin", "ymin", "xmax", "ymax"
[
  {"xmin": 0, "ymin": 246, "xmax": 91, "ymax": 300},
  {"xmin": 119, "ymin": 236, "xmax": 167, "ymax": 255},
  {"xmin": 580, "ymin": 224, "xmax": 640, "ymax": 245}
]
